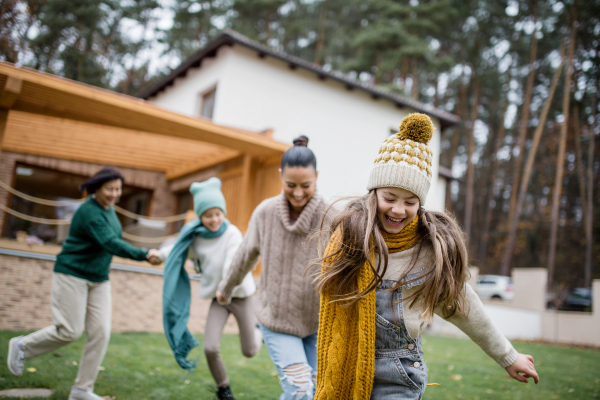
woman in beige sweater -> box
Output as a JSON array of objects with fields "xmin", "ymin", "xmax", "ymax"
[{"xmin": 217, "ymin": 136, "xmax": 326, "ymax": 400}]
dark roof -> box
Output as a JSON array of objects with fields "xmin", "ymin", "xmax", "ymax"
[
  {"xmin": 137, "ymin": 29, "xmax": 461, "ymax": 128},
  {"xmin": 438, "ymin": 165, "xmax": 459, "ymax": 181}
]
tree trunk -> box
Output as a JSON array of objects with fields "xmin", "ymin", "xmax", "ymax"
[
  {"xmin": 313, "ymin": 0, "xmax": 330, "ymax": 64},
  {"xmin": 508, "ymin": 0, "xmax": 539, "ymax": 221},
  {"xmin": 573, "ymin": 104, "xmax": 587, "ymax": 223},
  {"xmin": 500, "ymin": 33, "xmax": 567, "ymax": 276},
  {"xmin": 473, "ymin": 113, "xmax": 496, "ymax": 263},
  {"xmin": 547, "ymin": 20, "xmax": 576, "ymax": 290},
  {"xmin": 400, "ymin": 58, "xmax": 409, "ymax": 89},
  {"xmin": 265, "ymin": 8, "xmax": 273, "ymax": 41},
  {"xmin": 464, "ymin": 74, "xmax": 480, "ymax": 242},
  {"xmin": 411, "ymin": 58, "xmax": 419, "ymax": 100},
  {"xmin": 479, "ymin": 96, "xmax": 510, "ymax": 264},
  {"xmin": 585, "ymin": 79, "xmax": 597, "ymax": 287},
  {"xmin": 445, "ymin": 76, "xmax": 468, "ymax": 212},
  {"xmin": 433, "ymin": 74, "xmax": 440, "ymax": 108}
]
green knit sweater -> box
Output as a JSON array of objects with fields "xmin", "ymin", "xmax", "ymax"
[{"xmin": 54, "ymin": 197, "xmax": 148, "ymax": 282}]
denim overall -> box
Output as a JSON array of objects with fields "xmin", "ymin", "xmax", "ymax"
[{"xmin": 371, "ymin": 278, "xmax": 428, "ymax": 399}]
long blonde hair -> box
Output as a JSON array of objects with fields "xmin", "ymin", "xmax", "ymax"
[{"xmin": 314, "ymin": 190, "xmax": 469, "ymax": 318}]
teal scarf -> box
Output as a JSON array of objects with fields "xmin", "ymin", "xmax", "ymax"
[{"xmin": 162, "ymin": 218, "xmax": 230, "ymax": 369}]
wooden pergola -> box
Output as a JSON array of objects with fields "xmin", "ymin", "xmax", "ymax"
[{"xmin": 0, "ymin": 62, "xmax": 289, "ymax": 229}]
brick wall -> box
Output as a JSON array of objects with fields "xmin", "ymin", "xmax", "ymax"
[{"xmin": 0, "ymin": 253, "xmax": 240, "ymax": 334}]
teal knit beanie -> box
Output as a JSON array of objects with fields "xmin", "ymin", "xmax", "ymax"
[{"xmin": 190, "ymin": 177, "xmax": 227, "ymax": 217}]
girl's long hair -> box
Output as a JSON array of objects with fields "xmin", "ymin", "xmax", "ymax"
[{"xmin": 314, "ymin": 190, "xmax": 469, "ymax": 318}]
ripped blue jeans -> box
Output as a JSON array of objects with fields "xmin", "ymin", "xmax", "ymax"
[
  {"xmin": 372, "ymin": 279, "xmax": 428, "ymax": 400},
  {"xmin": 258, "ymin": 323, "xmax": 317, "ymax": 400}
]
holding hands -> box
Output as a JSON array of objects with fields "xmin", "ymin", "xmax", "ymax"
[{"xmin": 146, "ymin": 249, "xmax": 163, "ymax": 265}]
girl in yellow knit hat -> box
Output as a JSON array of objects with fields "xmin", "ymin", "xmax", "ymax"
[{"xmin": 313, "ymin": 113, "xmax": 539, "ymax": 400}]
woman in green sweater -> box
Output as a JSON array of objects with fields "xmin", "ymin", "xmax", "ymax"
[{"xmin": 6, "ymin": 166, "xmax": 162, "ymax": 400}]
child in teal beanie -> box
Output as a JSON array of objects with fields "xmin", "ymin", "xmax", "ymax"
[{"xmin": 160, "ymin": 177, "xmax": 261, "ymax": 400}]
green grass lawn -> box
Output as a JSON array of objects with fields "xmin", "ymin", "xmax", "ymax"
[{"xmin": 1, "ymin": 330, "xmax": 599, "ymax": 399}]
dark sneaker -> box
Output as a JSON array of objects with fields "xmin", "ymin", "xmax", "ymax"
[
  {"xmin": 216, "ymin": 385, "xmax": 235, "ymax": 400},
  {"xmin": 7, "ymin": 336, "xmax": 25, "ymax": 376}
]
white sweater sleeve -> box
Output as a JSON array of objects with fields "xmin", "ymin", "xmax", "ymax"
[
  {"xmin": 157, "ymin": 241, "xmax": 195, "ymax": 262},
  {"xmin": 218, "ymin": 206, "xmax": 262, "ymax": 299},
  {"xmin": 222, "ymin": 227, "xmax": 244, "ymax": 279},
  {"xmin": 157, "ymin": 242, "xmax": 174, "ymax": 262},
  {"xmin": 435, "ymin": 284, "xmax": 519, "ymax": 368}
]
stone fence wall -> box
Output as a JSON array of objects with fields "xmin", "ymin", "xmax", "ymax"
[{"xmin": 0, "ymin": 243, "xmax": 240, "ymax": 334}]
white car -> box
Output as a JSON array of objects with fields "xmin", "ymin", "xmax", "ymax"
[{"xmin": 476, "ymin": 275, "xmax": 514, "ymax": 301}]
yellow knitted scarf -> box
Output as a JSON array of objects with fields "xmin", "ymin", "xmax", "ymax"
[{"xmin": 315, "ymin": 215, "xmax": 421, "ymax": 400}]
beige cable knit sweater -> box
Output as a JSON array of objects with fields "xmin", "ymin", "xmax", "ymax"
[
  {"xmin": 218, "ymin": 192, "xmax": 326, "ymax": 337},
  {"xmin": 382, "ymin": 243, "xmax": 519, "ymax": 368}
]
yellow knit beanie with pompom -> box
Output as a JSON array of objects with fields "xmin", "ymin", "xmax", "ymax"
[{"xmin": 367, "ymin": 113, "xmax": 435, "ymax": 205}]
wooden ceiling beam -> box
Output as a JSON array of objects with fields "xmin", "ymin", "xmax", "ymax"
[
  {"xmin": 5, "ymin": 111, "xmax": 227, "ymax": 157},
  {"xmin": 0, "ymin": 77, "xmax": 22, "ymax": 151},
  {"xmin": 165, "ymin": 150, "xmax": 241, "ymax": 180},
  {"xmin": 0, "ymin": 77, "xmax": 22, "ymax": 109},
  {"xmin": 3, "ymin": 131, "xmax": 215, "ymax": 163},
  {"xmin": 2, "ymin": 144, "xmax": 169, "ymax": 172},
  {"xmin": 2, "ymin": 142, "xmax": 174, "ymax": 171}
]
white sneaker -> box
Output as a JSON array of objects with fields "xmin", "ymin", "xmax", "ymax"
[
  {"xmin": 7, "ymin": 336, "xmax": 25, "ymax": 376},
  {"xmin": 68, "ymin": 387, "xmax": 106, "ymax": 400}
]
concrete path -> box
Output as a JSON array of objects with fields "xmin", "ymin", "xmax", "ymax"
[{"xmin": 0, "ymin": 388, "xmax": 53, "ymax": 398}]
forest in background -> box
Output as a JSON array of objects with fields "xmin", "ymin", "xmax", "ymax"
[{"xmin": 1, "ymin": 0, "xmax": 599, "ymax": 299}]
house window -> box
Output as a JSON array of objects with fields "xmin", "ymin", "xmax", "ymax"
[
  {"xmin": 3, "ymin": 163, "xmax": 151, "ymax": 244},
  {"xmin": 200, "ymin": 87, "xmax": 217, "ymax": 119}
]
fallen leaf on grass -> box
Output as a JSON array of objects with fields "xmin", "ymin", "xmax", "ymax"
[
  {"xmin": 449, "ymin": 375, "xmax": 462, "ymax": 381},
  {"xmin": 271, "ymin": 372, "xmax": 278, "ymax": 377},
  {"xmin": 447, "ymin": 365, "xmax": 455, "ymax": 371},
  {"xmin": 72, "ymin": 361, "xmax": 78, "ymax": 366},
  {"xmin": 426, "ymin": 383, "xmax": 440, "ymax": 386},
  {"xmin": 26, "ymin": 367, "xmax": 37, "ymax": 372},
  {"xmin": 98, "ymin": 366, "xmax": 106, "ymax": 371}
]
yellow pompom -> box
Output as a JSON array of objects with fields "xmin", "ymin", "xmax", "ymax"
[{"xmin": 398, "ymin": 113, "xmax": 434, "ymax": 144}]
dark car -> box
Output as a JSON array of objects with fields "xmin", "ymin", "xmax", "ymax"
[{"xmin": 562, "ymin": 288, "xmax": 593, "ymax": 311}]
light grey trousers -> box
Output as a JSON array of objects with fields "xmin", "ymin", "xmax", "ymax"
[
  {"xmin": 204, "ymin": 296, "xmax": 262, "ymax": 387},
  {"xmin": 20, "ymin": 272, "xmax": 111, "ymax": 391}
]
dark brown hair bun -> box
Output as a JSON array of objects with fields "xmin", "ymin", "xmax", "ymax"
[
  {"xmin": 281, "ymin": 135, "xmax": 316, "ymax": 170},
  {"xmin": 292, "ymin": 135, "xmax": 309, "ymax": 147}
]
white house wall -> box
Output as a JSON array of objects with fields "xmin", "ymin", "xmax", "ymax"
[
  {"xmin": 151, "ymin": 45, "xmax": 446, "ymax": 210},
  {"xmin": 149, "ymin": 51, "xmax": 227, "ymax": 117}
]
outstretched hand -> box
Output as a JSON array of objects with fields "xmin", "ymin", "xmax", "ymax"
[
  {"xmin": 146, "ymin": 249, "xmax": 163, "ymax": 265},
  {"xmin": 505, "ymin": 354, "xmax": 539, "ymax": 384}
]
